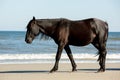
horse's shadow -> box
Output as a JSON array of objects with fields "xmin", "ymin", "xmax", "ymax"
[
  {"xmin": 0, "ymin": 68, "xmax": 120, "ymax": 74},
  {"xmin": 77, "ymin": 68, "xmax": 120, "ymax": 73},
  {"xmin": 0, "ymin": 70, "xmax": 49, "ymax": 74}
]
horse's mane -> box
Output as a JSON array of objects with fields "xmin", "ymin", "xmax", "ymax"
[
  {"xmin": 39, "ymin": 33, "xmax": 51, "ymax": 40},
  {"xmin": 37, "ymin": 18, "xmax": 69, "ymax": 40}
]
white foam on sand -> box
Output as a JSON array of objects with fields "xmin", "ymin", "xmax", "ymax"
[{"xmin": 0, "ymin": 53, "xmax": 120, "ymax": 64}]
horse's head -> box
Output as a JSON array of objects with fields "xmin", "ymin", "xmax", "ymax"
[{"xmin": 25, "ymin": 17, "xmax": 40, "ymax": 43}]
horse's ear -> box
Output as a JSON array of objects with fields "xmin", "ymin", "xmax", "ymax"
[{"xmin": 33, "ymin": 16, "xmax": 36, "ymax": 21}]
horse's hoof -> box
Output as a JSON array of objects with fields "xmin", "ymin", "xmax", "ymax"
[
  {"xmin": 50, "ymin": 68, "xmax": 58, "ymax": 73},
  {"xmin": 97, "ymin": 69, "xmax": 105, "ymax": 73},
  {"xmin": 72, "ymin": 68, "xmax": 77, "ymax": 72}
]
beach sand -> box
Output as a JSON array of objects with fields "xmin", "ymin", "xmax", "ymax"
[{"xmin": 0, "ymin": 63, "xmax": 120, "ymax": 80}]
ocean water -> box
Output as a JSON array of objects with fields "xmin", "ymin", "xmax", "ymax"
[{"xmin": 0, "ymin": 31, "xmax": 120, "ymax": 64}]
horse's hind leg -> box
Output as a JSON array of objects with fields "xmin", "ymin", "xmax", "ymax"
[
  {"xmin": 92, "ymin": 42, "xmax": 107, "ymax": 72},
  {"xmin": 98, "ymin": 43, "xmax": 107, "ymax": 72},
  {"xmin": 64, "ymin": 45, "xmax": 77, "ymax": 72}
]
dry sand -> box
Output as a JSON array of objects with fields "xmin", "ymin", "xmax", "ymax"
[{"xmin": 0, "ymin": 63, "xmax": 120, "ymax": 80}]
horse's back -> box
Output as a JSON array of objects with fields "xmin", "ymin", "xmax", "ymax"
[
  {"xmin": 68, "ymin": 18, "xmax": 96, "ymax": 46},
  {"xmin": 67, "ymin": 18, "xmax": 108, "ymax": 46}
]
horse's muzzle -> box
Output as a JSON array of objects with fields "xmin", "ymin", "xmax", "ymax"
[{"xmin": 25, "ymin": 38, "xmax": 33, "ymax": 44}]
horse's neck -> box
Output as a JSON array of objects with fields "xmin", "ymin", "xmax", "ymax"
[
  {"xmin": 37, "ymin": 19, "xmax": 59, "ymax": 36},
  {"xmin": 41, "ymin": 22, "xmax": 56, "ymax": 36},
  {"xmin": 45, "ymin": 26, "xmax": 56, "ymax": 37}
]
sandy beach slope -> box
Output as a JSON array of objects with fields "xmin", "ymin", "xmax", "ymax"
[{"xmin": 0, "ymin": 63, "xmax": 120, "ymax": 80}]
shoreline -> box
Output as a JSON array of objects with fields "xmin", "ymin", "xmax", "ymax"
[
  {"xmin": 0, "ymin": 58, "xmax": 120, "ymax": 64},
  {"xmin": 0, "ymin": 63, "xmax": 120, "ymax": 80},
  {"xmin": 0, "ymin": 53, "xmax": 120, "ymax": 64}
]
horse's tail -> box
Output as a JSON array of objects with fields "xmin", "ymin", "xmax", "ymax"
[
  {"xmin": 93, "ymin": 18, "xmax": 109, "ymax": 61},
  {"xmin": 104, "ymin": 21, "xmax": 109, "ymax": 42}
]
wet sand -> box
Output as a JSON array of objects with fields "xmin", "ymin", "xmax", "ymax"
[{"xmin": 0, "ymin": 63, "xmax": 120, "ymax": 80}]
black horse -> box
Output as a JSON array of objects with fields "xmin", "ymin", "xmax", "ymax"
[{"xmin": 25, "ymin": 17, "xmax": 108, "ymax": 73}]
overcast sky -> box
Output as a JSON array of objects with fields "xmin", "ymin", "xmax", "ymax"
[{"xmin": 0, "ymin": 0, "xmax": 120, "ymax": 31}]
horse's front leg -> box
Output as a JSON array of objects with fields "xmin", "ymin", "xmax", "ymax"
[{"xmin": 50, "ymin": 43, "xmax": 65, "ymax": 73}]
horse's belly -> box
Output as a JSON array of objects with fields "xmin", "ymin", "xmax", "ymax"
[
  {"xmin": 69, "ymin": 40, "xmax": 90, "ymax": 46},
  {"xmin": 68, "ymin": 30, "xmax": 96, "ymax": 46},
  {"xmin": 68, "ymin": 36, "xmax": 93, "ymax": 46}
]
